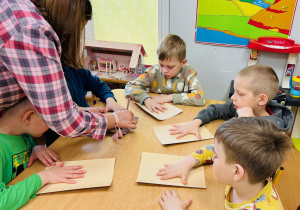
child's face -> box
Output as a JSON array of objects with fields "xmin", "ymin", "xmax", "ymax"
[
  {"xmin": 158, "ymin": 57, "xmax": 187, "ymax": 79},
  {"xmin": 212, "ymin": 140, "xmax": 235, "ymax": 185},
  {"xmin": 231, "ymin": 75, "xmax": 260, "ymax": 110},
  {"xmin": 29, "ymin": 112, "xmax": 49, "ymax": 137}
]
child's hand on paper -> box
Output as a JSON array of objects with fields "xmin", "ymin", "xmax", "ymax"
[
  {"xmin": 236, "ymin": 107, "xmax": 254, "ymax": 118},
  {"xmin": 37, "ymin": 162, "xmax": 85, "ymax": 187},
  {"xmin": 169, "ymin": 119, "xmax": 202, "ymax": 139},
  {"xmin": 158, "ymin": 190, "xmax": 192, "ymax": 210},
  {"xmin": 28, "ymin": 145, "xmax": 60, "ymax": 167},
  {"xmin": 106, "ymin": 97, "xmax": 125, "ymax": 112},
  {"xmin": 156, "ymin": 155, "xmax": 196, "ymax": 185},
  {"xmin": 152, "ymin": 94, "xmax": 173, "ymax": 104},
  {"xmin": 144, "ymin": 98, "xmax": 168, "ymax": 113}
]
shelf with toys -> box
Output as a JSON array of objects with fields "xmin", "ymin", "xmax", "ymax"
[{"xmin": 84, "ymin": 40, "xmax": 151, "ymax": 85}]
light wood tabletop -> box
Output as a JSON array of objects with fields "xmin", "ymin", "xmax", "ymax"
[{"xmin": 9, "ymin": 89, "xmax": 300, "ymax": 210}]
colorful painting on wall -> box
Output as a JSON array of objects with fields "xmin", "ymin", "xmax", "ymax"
[{"xmin": 195, "ymin": 0, "xmax": 298, "ymax": 47}]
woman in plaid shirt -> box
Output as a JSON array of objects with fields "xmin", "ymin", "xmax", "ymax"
[{"xmin": 0, "ymin": 0, "xmax": 137, "ymax": 140}]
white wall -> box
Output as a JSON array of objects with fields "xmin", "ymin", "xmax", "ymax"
[{"xmin": 169, "ymin": 0, "xmax": 300, "ymax": 101}]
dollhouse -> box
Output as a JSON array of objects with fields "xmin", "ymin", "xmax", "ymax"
[{"xmin": 84, "ymin": 40, "xmax": 149, "ymax": 83}]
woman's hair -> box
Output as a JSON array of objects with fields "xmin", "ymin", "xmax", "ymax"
[{"xmin": 31, "ymin": 0, "xmax": 92, "ymax": 68}]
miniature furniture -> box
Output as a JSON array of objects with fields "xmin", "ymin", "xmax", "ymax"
[
  {"xmin": 97, "ymin": 58, "xmax": 117, "ymax": 75},
  {"xmin": 84, "ymin": 40, "xmax": 148, "ymax": 84}
]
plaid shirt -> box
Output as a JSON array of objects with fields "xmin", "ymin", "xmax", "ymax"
[{"xmin": 0, "ymin": 0, "xmax": 107, "ymax": 139}]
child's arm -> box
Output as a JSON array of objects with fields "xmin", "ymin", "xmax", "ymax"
[
  {"xmin": 158, "ymin": 190, "xmax": 192, "ymax": 210},
  {"xmin": 170, "ymin": 102, "xmax": 235, "ymax": 139},
  {"xmin": 0, "ymin": 174, "xmax": 42, "ymax": 209},
  {"xmin": 82, "ymin": 69, "xmax": 124, "ymax": 111},
  {"xmin": 173, "ymin": 71, "xmax": 205, "ymax": 106},
  {"xmin": 157, "ymin": 145, "xmax": 215, "ymax": 184},
  {"xmin": 0, "ymin": 162, "xmax": 85, "ymax": 210},
  {"xmin": 194, "ymin": 102, "xmax": 236, "ymax": 125},
  {"xmin": 28, "ymin": 145, "xmax": 60, "ymax": 167},
  {"xmin": 124, "ymin": 67, "xmax": 154, "ymax": 104}
]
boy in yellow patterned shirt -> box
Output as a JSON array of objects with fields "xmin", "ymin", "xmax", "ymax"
[
  {"xmin": 125, "ymin": 34, "xmax": 205, "ymax": 113},
  {"xmin": 157, "ymin": 117, "xmax": 291, "ymax": 210}
]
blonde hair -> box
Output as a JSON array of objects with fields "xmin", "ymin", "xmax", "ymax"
[
  {"xmin": 237, "ymin": 64, "xmax": 279, "ymax": 102},
  {"xmin": 32, "ymin": 0, "xmax": 92, "ymax": 68},
  {"xmin": 156, "ymin": 34, "xmax": 186, "ymax": 62},
  {"xmin": 215, "ymin": 117, "xmax": 291, "ymax": 184}
]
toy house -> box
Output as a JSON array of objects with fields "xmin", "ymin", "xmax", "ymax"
[{"xmin": 84, "ymin": 40, "xmax": 149, "ymax": 82}]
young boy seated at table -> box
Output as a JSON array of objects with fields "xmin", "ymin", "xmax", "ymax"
[
  {"xmin": 170, "ymin": 64, "xmax": 294, "ymax": 139},
  {"xmin": 0, "ymin": 97, "xmax": 85, "ymax": 209},
  {"xmin": 125, "ymin": 34, "xmax": 205, "ymax": 113},
  {"xmin": 157, "ymin": 117, "xmax": 291, "ymax": 209}
]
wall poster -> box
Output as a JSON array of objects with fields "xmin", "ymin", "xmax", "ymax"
[{"xmin": 195, "ymin": 0, "xmax": 298, "ymax": 47}]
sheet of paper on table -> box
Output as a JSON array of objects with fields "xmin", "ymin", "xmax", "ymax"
[
  {"xmin": 136, "ymin": 152, "xmax": 206, "ymax": 188},
  {"xmin": 135, "ymin": 103, "xmax": 182, "ymax": 120},
  {"xmin": 153, "ymin": 122, "xmax": 214, "ymax": 145},
  {"xmin": 37, "ymin": 158, "xmax": 115, "ymax": 194}
]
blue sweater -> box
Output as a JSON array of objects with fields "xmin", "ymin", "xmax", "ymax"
[
  {"xmin": 44, "ymin": 66, "xmax": 115, "ymax": 145},
  {"xmin": 63, "ymin": 66, "xmax": 115, "ymax": 107}
]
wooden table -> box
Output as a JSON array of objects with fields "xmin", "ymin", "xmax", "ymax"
[{"xmin": 10, "ymin": 90, "xmax": 300, "ymax": 209}]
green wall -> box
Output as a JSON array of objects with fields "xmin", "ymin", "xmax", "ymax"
[{"xmin": 92, "ymin": 0, "xmax": 158, "ymax": 65}]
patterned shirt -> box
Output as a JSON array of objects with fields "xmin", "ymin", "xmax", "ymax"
[
  {"xmin": 125, "ymin": 64, "xmax": 205, "ymax": 106},
  {"xmin": 190, "ymin": 145, "xmax": 284, "ymax": 210},
  {"xmin": 225, "ymin": 180, "xmax": 283, "ymax": 210},
  {"xmin": 0, "ymin": 0, "xmax": 107, "ymax": 139}
]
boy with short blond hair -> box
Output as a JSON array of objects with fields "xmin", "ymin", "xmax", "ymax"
[
  {"xmin": 125, "ymin": 34, "xmax": 205, "ymax": 113},
  {"xmin": 0, "ymin": 97, "xmax": 85, "ymax": 209},
  {"xmin": 157, "ymin": 117, "xmax": 292, "ymax": 209},
  {"xmin": 170, "ymin": 64, "xmax": 294, "ymax": 139}
]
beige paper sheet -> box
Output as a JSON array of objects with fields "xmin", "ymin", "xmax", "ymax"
[
  {"xmin": 153, "ymin": 122, "xmax": 214, "ymax": 145},
  {"xmin": 136, "ymin": 152, "xmax": 206, "ymax": 188},
  {"xmin": 37, "ymin": 158, "xmax": 115, "ymax": 194},
  {"xmin": 136, "ymin": 103, "xmax": 182, "ymax": 120}
]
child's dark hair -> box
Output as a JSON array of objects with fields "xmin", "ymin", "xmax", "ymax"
[{"xmin": 215, "ymin": 117, "xmax": 291, "ymax": 184}]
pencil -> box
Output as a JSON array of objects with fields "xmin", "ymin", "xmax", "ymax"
[
  {"xmin": 273, "ymin": 166, "xmax": 284, "ymax": 186},
  {"xmin": 126, "ymin": 98, "xmax": 130, "ymax": 110}
]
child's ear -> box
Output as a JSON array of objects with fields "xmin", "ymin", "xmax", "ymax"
[
  {"xmin": 233, "ymin": 164, "xmax": 245, "ymax": 182},
  {"xmin": 23, "ymin": 110, "xmax": 36, "ymax": 126},
  {"xmin": 257, "ymin": 93, "xmax": 268, "ymax": 106},
  {"xmin": 181, "ymin": 58, "xmax": 187, "ymax": 67}
]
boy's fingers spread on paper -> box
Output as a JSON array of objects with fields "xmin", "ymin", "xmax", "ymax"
[
  {"xmin": 64, "ymin": 179, "xmax": 77, "ymax": 184},
  {"xmin": 66, "ymin": 173, "xmax": 85, "ymax": 179},
  {"xmin": 49, "ymin": 150, "xmax": 60, "ymax": 161},
  {"xmin": 65, "ymin": 165, "xmax": 84, "ymax": 170},
  {"xmin": 176, "ymin": 133, "xmax": 186, "ymax": 139},
  {"xmin": 44, "ymin": 155, "xmax": 55, "ymax": 166}
]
